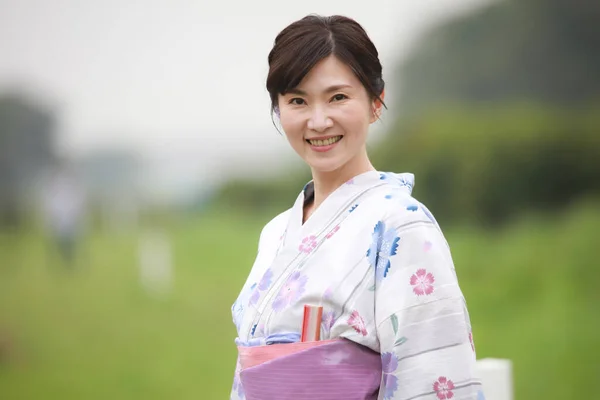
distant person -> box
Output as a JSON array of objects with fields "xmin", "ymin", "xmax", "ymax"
[
  {"xmin": 229, "ymin": 15, "xmax": 483, "ymax": 400},
  {"xmin": 42, "ymin": 166, "xmax": 86, "ymax": 267}
]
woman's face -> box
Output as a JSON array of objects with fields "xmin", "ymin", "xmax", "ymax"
[{"xmin": 278, "ymin": 55, "xmax": 381, "ymax": 174}]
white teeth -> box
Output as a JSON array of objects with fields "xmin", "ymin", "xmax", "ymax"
[{"xmin": 308, "ymin": 136, "xmax": 342, "ymax": 146}]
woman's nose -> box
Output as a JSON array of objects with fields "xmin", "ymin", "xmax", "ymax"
[{"xmin": 307, "ymin": 107, "xmax": 334, "ymax": 132}]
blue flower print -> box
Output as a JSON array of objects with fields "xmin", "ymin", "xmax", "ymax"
[
  {"xmin": 477, "ymin": 390, "xmax": 486, "ymax": 400},
  {"xmin": 378, "ymin": 226, "xmax": 400, "ymax": 280},
  {"xmin": 406, "ymin": 204, "xmax": 419, "ymax": 212},
  {"xmin": 381, "ymin": 352, "xmax": 399, "ymax": 400},
  {"xmin": 349, "ymin": 204, "xmax": 359, "ymax": 213},
  {"xmin": 232, "ymin": 300, "xmax": 244, "ymax": 331},
  {"xmin": 396, "ymin": 175, "xmax": 414, "ymax": 192},
  {"xmin": 366, "ymin": 221, "xmax": 384, "ymax": 267},
  {"xmin": 366, "ymin": 221, "xmax": 400, "ymax": 281}
]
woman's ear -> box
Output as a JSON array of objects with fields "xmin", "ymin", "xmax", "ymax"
[{"xmin": 370, "ymin": 90, "xmax": 385, "ymax": 123}]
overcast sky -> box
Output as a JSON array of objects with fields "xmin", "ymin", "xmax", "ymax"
[{"xmin": 0, "ymin": 0, "xmax": 492, "ymax": 195}]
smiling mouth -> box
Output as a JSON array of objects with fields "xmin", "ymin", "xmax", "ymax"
[{"xmin": 306, "ymin": 136, "xmax": 343, "ymax": 146}]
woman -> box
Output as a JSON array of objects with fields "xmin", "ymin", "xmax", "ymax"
[{"xmin": 231, "ymin": 15, "xmax": 483, "ymax": 400}]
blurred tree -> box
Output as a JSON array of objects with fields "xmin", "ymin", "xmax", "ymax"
[
  {"xmin": 395, "ymin": 0, "xmax": 600, "ymax": 117},
  {"xmin": 0, "ymin": 94, "xmax": 56, "ymax": 228}
]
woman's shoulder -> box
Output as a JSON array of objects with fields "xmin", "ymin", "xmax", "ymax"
[
  {"xmin": 258, "ymin": 209, "xmax": 291, "ymax": 245},
  {"xmin": 376, "ymin": 172, "xmax": 441, "ymax": 231}
]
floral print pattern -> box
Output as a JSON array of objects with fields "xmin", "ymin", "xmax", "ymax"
[
  {"xmin": 348, "ymin": 310, "xmax": 368, "ymax": 336},
  {"xmin": 423, "ymin": 240, "xmax": 433, "ymax": 252},
  {"xmin": 367, "ymin": 221, "xmax": 400, "ymax": 281},
  {"xmin": 231, "ymin": 171, "xmax": 482, "ymax": 400},
  {"xmin": 406, "ymin": 204, "xmax": 419, "ymax": 212},
  {"xmin": 381, "ymin": 352, "xmax": 399, "ymax": 399},
  {"xmin": 248, "ymin": 268, "xmax": 273, "ymax": 306},
  {"xmin": 326, "ymin": 225, "xmax": 340, "ymax": 239},
  {"xmin": 232, "ymin": 358, "xmax": 245, "ymax": 399},
  {"xmin": 322, "ymin": 310, "xmax": 337, "ymax": 334},
  {"xmin": 410, "ymin": 268, "xmax": 435, "ymax": 296},
  {"xmin": 272, "ymin": 271, "xmax": 308, "ymax": 312},
  {"xmin": 433, "ymin": 376, "xmax": 455, "ymax": 399},
  {"xmin": 299, "ymin": 235, "xmax": 317, "ymax": 253},
  {"xmin": 469, "ymin": 331, "xmax": 475, "ymax": 352}
]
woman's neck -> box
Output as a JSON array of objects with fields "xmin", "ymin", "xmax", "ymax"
[{"xmin": 310, "ymin": 155, "xmax": 375, "ymax": 211}]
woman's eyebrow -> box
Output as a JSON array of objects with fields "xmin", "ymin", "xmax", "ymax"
[{"xmin": 286, "ymin": 84, "xmax": 353, "ymax": 96}]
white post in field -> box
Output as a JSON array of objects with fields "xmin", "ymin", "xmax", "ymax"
[
  {"xmin": 138, "ymin": 229, "xmax": 173, "ymax": 296},
  {"xmin": 476, "ymin": 358, "xmax": 514, "ymax": 400}
]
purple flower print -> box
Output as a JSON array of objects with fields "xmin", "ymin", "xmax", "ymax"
[
  {"xmin": 322, "ymin": 310, "xmax": 337, "ymax": 334},
  {"xmin": 272, "ymin": 271, "xmax": 308, "ymax": 312},
  {"xmin": 248, "ymin": 287, "xmax": 260, "ymax": 306},
  {"xmin": 345, "ymin": 178, "xmax": 355, "ymax": 185},
  {"xmin": 299, "ymin": 235, "xmax": 317, "ymax": 253},
  {"xmin": 381, "ymin": 352, "xmax": 399, "ymax": 399},
  {"xmin": 248, "ymin": 269, "xmax": 273, "ymax": 306},
  {"xmin": 232, "ymin": 358, "xmax": 245, "ymax": 399}
]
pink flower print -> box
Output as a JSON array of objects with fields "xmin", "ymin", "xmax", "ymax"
[
  {"xmin": 348, "ymin": 310, "xmax": 368, "ymax": 336},
  {"xmin": 433, "ymin": 376, "xmax": 455, "ymax": 399},
  {"xmin": 410, "ymin": 268, "xmax": 435, "ymax": 296},
  {"xmin": 326, "ymin": 225, "xmax": 340, "ymax": 239},
  {"xmin": 423, "ymin": 240, "xmax": 433, "ymax": 252},
  {"xmin": 299, "ymin": 235, "xmax": 317, "ymax": 253},
  {"xmin": 469, "ymin": 331, "xmax": 475, "ymax": 352},
  {"xmin": 272, "ymin": 271, "xmax": 308, "ymax": 312}
]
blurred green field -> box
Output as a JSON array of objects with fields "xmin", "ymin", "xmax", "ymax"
[{"xmin": 0, "ymin": 200, "xmax": 598, "ymax": 399}]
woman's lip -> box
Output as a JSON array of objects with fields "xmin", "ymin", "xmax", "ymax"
[
  {"xmin": 307, "ymin": 136, "xmax": 343, "ymax": 152},
  {"xmin": 305, "ymin": 135, "xmax": 343, "ymax": 141}
]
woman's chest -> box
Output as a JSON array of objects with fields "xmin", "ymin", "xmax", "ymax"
[{"xmin": 233, "ymin": 220, "xmax": 380, "ymax": 349}]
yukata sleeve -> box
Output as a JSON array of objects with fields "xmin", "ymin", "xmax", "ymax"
[{"xmin": 373, "ymin": 211, "xmax": 483, "ymax": 400}]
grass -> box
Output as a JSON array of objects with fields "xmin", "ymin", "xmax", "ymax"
[{"xmin": 0, "ymin": 201, "xmax": 598, "ymax": 399}]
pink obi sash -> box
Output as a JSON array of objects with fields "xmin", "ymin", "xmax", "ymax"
[{"xmin": 238, "ymin": 339, "xmax": 381, "ymax": 400}]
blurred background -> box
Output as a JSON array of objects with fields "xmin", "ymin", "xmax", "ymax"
[{"xmin": 1, "ymin": 0, "xmax": 599, "ymax": 398}]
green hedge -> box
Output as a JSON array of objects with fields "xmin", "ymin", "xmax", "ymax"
[{"xmin": 373, "ymin": 103, "xmax": 600, "ymax": 225}]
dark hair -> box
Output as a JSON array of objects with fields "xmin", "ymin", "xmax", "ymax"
[{"xmin": 266, "ymin": 15, "xmax": 386, "ymax": 116}]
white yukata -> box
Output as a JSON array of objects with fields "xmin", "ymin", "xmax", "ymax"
[{"xmin": 230, "ymin": 171, "xmax": 484, "ymax": 400}]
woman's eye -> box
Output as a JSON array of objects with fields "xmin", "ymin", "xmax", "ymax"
[
  {"xmin": 289, "ymin": 98, "xmax": 305, "ymax": 105},
  {"xmin": 331, "ymin": 94, "xmax": 348, "ymax": 102}
]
